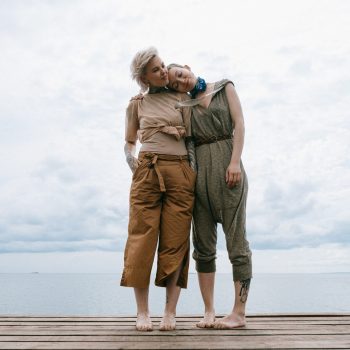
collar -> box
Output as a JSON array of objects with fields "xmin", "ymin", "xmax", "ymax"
[
  {"xmin": 190, "ymin": 77, "xmax": 207, "ymax": 99},
  {"xmin": 148, "ymin": 86, "xmax": 168, "ymax": 94}
]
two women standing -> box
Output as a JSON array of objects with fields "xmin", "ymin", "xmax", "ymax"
[{"xmin": 121, "ymin": 47, "xmax": 252, "ymax": 331}]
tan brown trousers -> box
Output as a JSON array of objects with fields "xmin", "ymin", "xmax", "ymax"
[{"xmin": 120, "ymin": 152, "xmax": 196, "ymax": 289}]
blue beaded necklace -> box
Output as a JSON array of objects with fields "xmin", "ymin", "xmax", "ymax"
[{"xmin": 190, "ymin": 77, "xmax": 207, "ymax": 99}]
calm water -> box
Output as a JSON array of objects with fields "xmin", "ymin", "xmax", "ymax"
[{"xmin": 0, "ymin": 273, "xmax": 349, "ymax": 315}]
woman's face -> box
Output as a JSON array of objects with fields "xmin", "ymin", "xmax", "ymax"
[
  {"xmin": 142, "ymin": 55, "xmax": 169, "ymax": 88},
  {"xmin": 168, "ymin": 66, "xmax": 197, "ymax": 93}
]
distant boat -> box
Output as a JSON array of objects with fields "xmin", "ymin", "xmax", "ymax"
[{"xmin": 31, "ymin": 272, "xmax": 39, "ymax": 274}]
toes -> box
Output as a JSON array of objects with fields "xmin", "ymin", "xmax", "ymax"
[
  {"xmin": 136, "ymin": 319, "xmax": 153, "ymax": 332},
  {"xmin": 160, "ymin": 321, "xmax": 176, "ymax": 331}
]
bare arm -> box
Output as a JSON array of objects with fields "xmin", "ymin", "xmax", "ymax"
[
  {"xmin": 225, "ymin": 83, "xmax": 245, "ymax": 188},
  {"xmin": 185, "ymin": 137, "xmax": 197, "ymax": 172},
  {"xmin": 124, "ymin": 100, "xmax": 140, "ymax": 173},
  {"xmin": 124, "ymin": 141, "xmax": 139, "ymax": 173}
]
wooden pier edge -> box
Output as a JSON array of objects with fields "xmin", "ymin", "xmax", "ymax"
[{"xmin": 0, "ymin": 313, "xmax": 349, "ymax": 349}]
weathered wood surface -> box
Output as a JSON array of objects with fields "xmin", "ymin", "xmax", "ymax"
[{"xmin": 0, "ymin": 314, "xmax": 349, "ymax": 349}]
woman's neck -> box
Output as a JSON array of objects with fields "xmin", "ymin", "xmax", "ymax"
[
  {"xmin": 148, "ymin": 85, "xmax": 167, "ymax": 94},
  {"xmin": 196, "ymin": 82, "xmax": 214, "ymax": 98}
]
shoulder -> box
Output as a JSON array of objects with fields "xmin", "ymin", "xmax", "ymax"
[
  {"xmin": 164, "ymin": 90, "xmax": 190, "ymax": 102},
  {"xmin": 216, "ymin": 78, "xmax": 235, "ymax": 90},
  {"xmin": 126, "ymin": 99, "xmax": 139, "ymax": 109},
  {"xmin": 126, "ymin": 99, "xmax": 140, "ymax": 116}
]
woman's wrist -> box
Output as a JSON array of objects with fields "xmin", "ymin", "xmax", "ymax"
[{"xmin": 229, "ymin": 159, "xmax": 240, "ymax": 167}]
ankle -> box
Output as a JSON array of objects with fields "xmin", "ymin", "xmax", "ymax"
[
  {"xmin": 232, "ymin": 309, "xmax": 245, "ymax": 318},
  {"xmin": 137, "ymin": 311, "xmax": 150, "ymax": 317},
  {"xmin": 204, "ymin": 308, "xmax": 215, "ymax": 314},
  {"xmin": 163, "ymin": 310, "xmax": 176, "ymax": 317}
]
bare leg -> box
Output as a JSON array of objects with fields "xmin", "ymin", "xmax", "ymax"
[
  {"xmin": 134, "ymin": 287, "xmax": 153, "ymax": 331},
  {"xmin": 196, "ymin": 272, "xmax": 216, "ymax": 328},
  {"xmin": 214, "ymin": 279, "xmax": 250, "ymax": 329},
  {"xmin": 159, "ymin": 267, "xmax": 182, "ymax": 331}
]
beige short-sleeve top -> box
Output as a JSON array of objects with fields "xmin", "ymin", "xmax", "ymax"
[{"xmin": 125, "ymin": 91, "xmax": 191, "ymax": 155}]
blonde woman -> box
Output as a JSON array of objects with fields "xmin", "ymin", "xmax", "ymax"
[{"xmin": 120, "ymin": 48, "xmax": 196, "ymax": 331}]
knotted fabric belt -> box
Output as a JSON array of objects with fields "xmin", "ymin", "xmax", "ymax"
[
  {"xmin": 141, "ymin": 152, "xmax": 189, "ymax": 192},
  {"xmin": 194, "ymin": 134, "xmax": 232, "ymax": 147}
]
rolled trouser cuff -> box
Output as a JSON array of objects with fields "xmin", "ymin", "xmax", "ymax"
[
  {"xmin": 120, "ymin": 267, "xmax": 151, "ymax": 289},
  {"xmin": 196, "ymin": 259, "xmax": 216, "ymax": 273},
  {"xmin": 232, "ymin": 264, "xmax": 252, "ymax": 282}
]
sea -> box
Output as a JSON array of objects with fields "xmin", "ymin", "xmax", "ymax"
[{"xmin": 0, "ymin": 273, "xmax": 349, "ymax": 315}]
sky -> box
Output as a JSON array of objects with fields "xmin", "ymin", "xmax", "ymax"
[{"xmin": 0, "ymin": 0, "xmax": 349, "ymax": 273}]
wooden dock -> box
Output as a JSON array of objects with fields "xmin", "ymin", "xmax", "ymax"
[{"xmin": 0, "ymin": 314, "xmax": 349, "ymax": 349}]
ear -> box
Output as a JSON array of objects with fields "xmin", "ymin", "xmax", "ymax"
[
  {"xmin": 184, "ymin": 64, "xmax": 191, "ymax": 71},
  {"xmin": 140, "ymin": 76, "xmax": 149, "ymax": 85}
]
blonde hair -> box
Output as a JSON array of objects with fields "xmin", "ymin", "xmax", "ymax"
[
  {"xmin": 130, "ymin": 47, "xmax": 158, "ymax": 92},
  {"xmin": 167, "ymin": 63, "xmax": 184, "ymax": 71}
]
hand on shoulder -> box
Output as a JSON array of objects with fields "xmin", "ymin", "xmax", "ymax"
[{"xmin": 130, "ymin": 93, "xmax": 144, "ymax": 101}]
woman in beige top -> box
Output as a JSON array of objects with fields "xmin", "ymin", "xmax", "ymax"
[{"xmin": 120, "ymin": 47, "xmax": 196, "ymax": 331}]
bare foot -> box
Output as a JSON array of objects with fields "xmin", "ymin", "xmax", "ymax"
[
  {"xmin": 213, "ymin": 312, "xmax": 246, "ymax": 329},
  {"xmin": 196, "ymin": 310, "xmax": 216, "ymax": 328},
  {"xmin": 159, "ymin": 313, "xmax": 176, "ymax": 331},
  {"xmin": 136, "ymin": 313, "xmax": 153, "ymax": 331}
]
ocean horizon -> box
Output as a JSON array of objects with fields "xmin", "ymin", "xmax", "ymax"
[{"xmin": 1, "ymin": 272, "xmax": 349, "ymax": 316}]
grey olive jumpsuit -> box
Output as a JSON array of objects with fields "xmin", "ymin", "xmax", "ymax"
[{"xmin": 191, "ymin": 79, "xmax": 252, "ymax": 282}]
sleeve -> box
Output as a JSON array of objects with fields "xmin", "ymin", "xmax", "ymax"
[
  {"xmin": 125, "ymin": 100, "xmax": 139, "ymax": 143},
  {"xmin": 220, "ymin": 78, "xmax": 235, "ymax": 89}
]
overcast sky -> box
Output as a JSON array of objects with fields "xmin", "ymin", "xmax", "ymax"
[{"xmin": 0, "ymin": 0, "xmax": 349, "ymax": 273}]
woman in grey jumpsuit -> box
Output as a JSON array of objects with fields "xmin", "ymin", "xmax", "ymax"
[{"xmin": 167, "ymin": 64, "xmax": 252, "ymax": 329}]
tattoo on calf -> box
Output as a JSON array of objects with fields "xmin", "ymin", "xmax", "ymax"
[{"xmin": 239, "ymin": 279, "xmax": 251, "ymax": 303}]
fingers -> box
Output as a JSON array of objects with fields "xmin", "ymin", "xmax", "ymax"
[
  {"xmin": 131, "ymin": 158, "xmax": 140, "ymax": 173},
  {"xmin": 234, "ymin": 172, "xmax": 241, "ymax": 185},
  {"xmin": 226, "ymin": 172, "xmax": 241, "ymax": 188},
  {"xmin": 130, "ymin": 93, "xmax": 144, "ymax": 101}
]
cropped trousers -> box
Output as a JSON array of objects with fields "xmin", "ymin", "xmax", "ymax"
[{"xmin": 120, "ymin": 152, "xmax": 196, "ymax": 289}]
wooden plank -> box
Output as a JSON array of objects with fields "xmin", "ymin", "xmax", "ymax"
[
  {"xmin": 1, "ymin": 323, "xmax": 349, "ymax": 330},
  {"xmin": 0, "ymin": 314, "xmax": 349, "ymax": 350},
  {"xmin": 1, "ymin": 339, "xmax": 350, "ymax": 350},
  {"xmin": 1, "ymin": 327, "xmax": 350, "ymax": 336},
  {"xmin": 1, "ymin": 316, "xmax": 349, "ymax": 322},
  {"xmin": 0, "ymin": 332, "xmax": 350, "ymax": 344},
  {"xmin": 1, "ymin": 320, "xmax": 349, "ymax": 327},
  {"xmin": 1, "ymin": 314, "xmax": 350, "ymax": 321}
]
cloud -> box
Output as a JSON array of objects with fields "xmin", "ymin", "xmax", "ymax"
[{"xmin": 0, "ymin": 0, "xmax": 349, "ymax": 267}]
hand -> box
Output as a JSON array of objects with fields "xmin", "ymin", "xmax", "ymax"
[
  {"xmin": 130, "ymin": 93, "xmax": 144, "ymax": 101},
  {"xmin": 126, "ymin": 154, "xmax": 140, "ymax": 173},
  {"xmin": 225, "ymin": 162, "xmax": 241, "ymax": 188}
]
